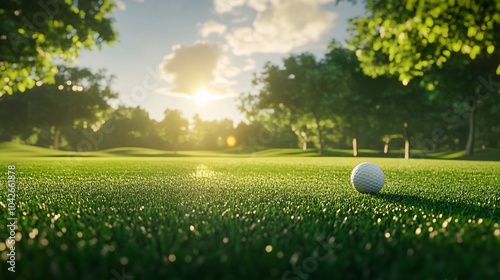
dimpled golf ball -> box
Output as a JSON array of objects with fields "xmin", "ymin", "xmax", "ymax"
[{"xmin": 350, "ymin": 162, "xmax": 385, "ymax": 194}]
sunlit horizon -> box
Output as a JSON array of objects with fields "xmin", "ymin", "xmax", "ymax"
[{"xmin": 76, "ymin": 1, "xmax": 365, "ymax": 123}]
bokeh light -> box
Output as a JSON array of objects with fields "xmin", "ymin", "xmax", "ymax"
[{"xmin": 226, "ymin": 136, "xmax": 237, "ymax": 147}]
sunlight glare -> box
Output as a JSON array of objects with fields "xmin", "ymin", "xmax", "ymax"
[
  {"xmin": 195, "ymin": 88, "xmax": 211, "ymax": 106},
  {"xmin": 226, "ymin": 136, "xmax": 237, "ymax": 147}
]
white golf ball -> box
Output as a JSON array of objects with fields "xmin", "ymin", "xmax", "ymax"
[{"xmin": 351, "ymin": 162, "xmax": 385, "ymax": 194}]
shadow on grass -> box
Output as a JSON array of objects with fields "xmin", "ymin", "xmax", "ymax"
[{"xmin": 375, "ymin": 192, "xmax": 499, "ymax": 219}]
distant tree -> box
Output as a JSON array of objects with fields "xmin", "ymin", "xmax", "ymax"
[
  {"xmin": 245, "ymin": 53, "xmax": 342, "ymax": 155},
  {"xmin": 189, "ymin": 114, "xmax": 208, "ymax": 149},
  {"xmin": 189, "ymin": 116, "xmax": 236, "ymax": 150},
  {"xmin": 232, "ymin": 109, "xmax": 298, "ymax": 152},
  {"xmin": 323, "ymin": 41, "xmax": 380, "ymax": 156},
  {"xmin": 323, "ymin": 41, "xmax": 438, "ymax": 158},
  {"xmin": 159, "ymin": 109, "xmax": 189, "ymax": 154},
  {"xmin": 1, "ymin": 0, "xmax": 118, "ymax": 94},
  {"xmin": 97, "ymin": 106, "xmax": 164, "ymax": 150},
  {"xmin": 240, "ymin": 95, "xmax": 315, "ymax": 151},
  {"xmin": 347, "ymin": 0, "xmax": 500, "ymax": 83},
  {"xmin": 0, "ymin": 66, "xmax": 116, "ymax": 149}
]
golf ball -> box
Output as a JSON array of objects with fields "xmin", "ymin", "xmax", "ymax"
[{"xmin": 351, "ymin": 162, "xmax": 385, "ymax": 194}]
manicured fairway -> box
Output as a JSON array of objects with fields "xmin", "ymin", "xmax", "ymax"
[{"xmin": 1, "ymin": 157, "xmax": 499, "ymax": 280}]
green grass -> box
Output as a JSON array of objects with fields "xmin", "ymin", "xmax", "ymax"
[
  {"xmin": 0, "ymin": 156, "xmax": 499, "ymax": 280},
  {"xmin": 2, "ymin": 142, "xmax": 500, "ymax": 160}
]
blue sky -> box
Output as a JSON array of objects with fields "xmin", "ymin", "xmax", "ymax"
[{"xmin": 76, "ymin": 0, "xmax": 365, "ymax": 124}]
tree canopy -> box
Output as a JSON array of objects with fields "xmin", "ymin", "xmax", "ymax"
[
  {"xmin": 0, "ymin": 66, "xmax": 117, "ymax": 149},
  {"xmin": 347, "ymin": 0, "xmax": 500, "ymax": 84},
  {"xmin": 0, "ymin": 0, "xmax": 118, "ymax": 94},
  {"xmin": 158, "ymin": 109, "xmax": 189, "ymax": 154}
]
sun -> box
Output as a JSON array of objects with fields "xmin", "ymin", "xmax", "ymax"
[{"xmin": 194, "ymin": 88, "xmax": 211, "ymax": 106}]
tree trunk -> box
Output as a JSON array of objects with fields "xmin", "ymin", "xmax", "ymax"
[
  {"xmin": 314, "ymin": 115, "xmax": 323, "ymax": 155},
  {"xmin": 465, "ymin": 104, "xmax": 477, "ymax": 157},
  {"xmin": 299, "ymin": 131, "xmax": 308, "ymax": 152},
  {"xmin": 53, "ymin": 126, "xmax": 61, "ymax": 150},
  {"xmin": 291, "ymin": 128, "xmax": 308, "ymax": 152},
  {"xmin": 404, "ymin": 122, "xmax": 410, "ymax": 159},
  {"xmin": 352, "ymin": 126, "xmax": 358, "ymax": 157}
]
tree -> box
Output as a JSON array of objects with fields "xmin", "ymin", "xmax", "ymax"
[
  {"xmin": 159, "ymin": 109, "xmax": 188, "ymax": 154},
  {"xmin": 1, "ymin": 0, "xmax": 118, "ymax": 94},
  {"xmin": 347, "ymin": 0, "xmax": 500, "ymax": 83},
  {"xmin": 234, "ymin": 120, "xmax": 297, "ymax": 152},
  {"xmin": 323, "ymin": 41, "xmax": 381, "ymax": 156},
  {"xmin": 0, "ymin": 66, "xmax": 116, "ymax": 149},
  {"xmin": 97, "ymin": 106, "xmax": 164, "ymax": 150},
  {"xmin": 245, "ymin": 53, "xmax": 341, "ymax": 155},
  {"xmin": 422, "ymin": 52, "xmax": 500, "ymax": 156}
]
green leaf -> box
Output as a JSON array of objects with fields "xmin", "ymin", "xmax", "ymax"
[
  {"xmin": 469, "ymin": 45, "xmax": 480, "ymax": 59},
  {"xmin": 432, "ymin": 25, "xmax": 442, "ymax": 34},
  {"xmin": 26, "ymin": 78, "xmax": 36, "ymax": 89},
  {"xmin": 20, "ymin": 68, "xmax": 29, "ymax": 77},
  {"xmin": 451, "ymin": 41, "xmax": 462, "ymax": 52},
  {"xmin": 18, "ymin": 83, "xmax": 26, "ymax": 92},
  {"xmin": 428, "ymin": 33, "xmax": 436, "ymax": 43},
  {"xmin": 487, "ymin": 45, "xmax": 495, "ymax": 54},
  {"xmin": 425, "ymin": 17, "xmax": 434, "ymax": 27},
  {"xmin": 467, "ymin": 26, "xmax": 477, "ymax": 37},
  {"xmin": 475, "ymin": 32, "xmax": 484, "ymax": 41},
  {"xmin": 461, "ymin": 44, "xmax": 471, "ymax": 54}
]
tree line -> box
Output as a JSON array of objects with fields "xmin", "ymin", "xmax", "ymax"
[
  {"xmin": 1, "ymin": 0, "xmax": 499, "ymax": 156},
  {"xmin": 0, "ymin": 69, "xmax": 296, "ymax": 153},
  {"xmin": 241, "ymin": 40, "xmax": 500, "ymax": 156},
  {"xmin": 1, "ymin": 52, "xmax": 498, "ymax": 156}
]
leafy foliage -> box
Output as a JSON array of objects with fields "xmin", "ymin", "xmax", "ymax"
[
  {"xmin": 158, "ymin": 109, "xmax": 189, "ymax": 153},
  {"xmin": 244, "ymin": 53, "xmax": 347, "ymax": 154},
  {"xmin": 0, "ymin": 66, "xmax": 117, "ymax": 148},
  {"xmin": 0, "ymin": 0, "xmax": 118, "ymax": 94},
  {"xmin": 347, "ymin": 0, "xmax": 500, "ymax": 83},
  {"xmin": 97, "ymin": 106, "xmax": 165, "ymax": 150}
]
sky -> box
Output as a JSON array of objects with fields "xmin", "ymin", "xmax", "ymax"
[{"xmin": 76, "ymin": 0, "xmax": 365, "ymax": 124}]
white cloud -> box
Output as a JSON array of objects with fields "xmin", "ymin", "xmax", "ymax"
[
  {"xmin": 158, "ymin": 42, "xmax": 239, "ymax": 97},
  {"xmin": 247, "ymin": 0, "xmax": 269, "ymax": 11},
  {"xmin": 222, "ymin": 0, "xmax": 337, "ymax": 55},
  {"xmin": 115, "ymin": 0, "xmax": 126, "ymax": 10},
  {"xmin": 199, "ymin": 20, "xmax": 227, "ymax": 37},
  {"xmin": 116, "ymin": 0, "xmax": 147, "ymax": 10},
  {"xmin": 214, "ymin": 0, "xmax": 246, "ymax": 14},
  {"xmin": 213, "ymin": 0, "xmax": 270, "ymax": 13},
  {"xmin": 243, "ymin": 58, "xmax": 256, "ymax": 71},
  {"xmin": 218, "ymin": 56, "xmax": 241, "ymax": 78}
]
